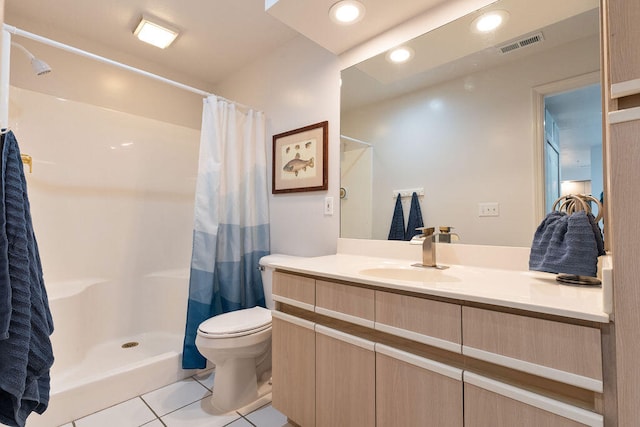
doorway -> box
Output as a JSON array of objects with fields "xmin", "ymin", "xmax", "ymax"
[
  {"xmin": 534, "ymin": 72, "xmax": 602, "ymax": 223},
  {"xmin": 544, "ymin": 83, "xmax": 603, "ymax": 216}
]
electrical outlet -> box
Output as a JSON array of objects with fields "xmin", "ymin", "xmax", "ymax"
[
  {"xmin": 324, "ymin": 197, "xmax": 334, "ymax": 215},
  {"xmin": 478, "ymin": 202, "xmax": 499, "ymax": 217}
]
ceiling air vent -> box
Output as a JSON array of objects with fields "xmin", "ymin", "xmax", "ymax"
[{"xmin": 498, "ymin": 32, "xmax": 545, "ymax": 55}]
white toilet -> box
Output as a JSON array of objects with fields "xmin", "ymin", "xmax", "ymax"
[{"xmin": 195, "ymin": 254, "xmax": 298, "ymax": 413}]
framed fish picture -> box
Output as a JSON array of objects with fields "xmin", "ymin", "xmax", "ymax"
[{"xmin": 272, "ymin": 121, "xmax": 328, "ymax": 194}]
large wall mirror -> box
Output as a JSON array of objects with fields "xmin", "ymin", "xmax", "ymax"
[{"xmin": 340, "ymin": 0, "xmax": 601, "ymax": 247}]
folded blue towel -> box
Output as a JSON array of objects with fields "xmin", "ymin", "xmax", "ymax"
[
  {"xmin": 405, "ymin": 192, "xmax": 424, "ymax": 241},
  {"xmin": 388, "ymin": 194, "xmax": 405, "ymax": 240},
  {"xmin": 529, "ymin": 210, "xmax": 605, "ymax": 277},
  {"xmin": 0, "ymin": 131, "xmax": 54, "ymax": 427}
]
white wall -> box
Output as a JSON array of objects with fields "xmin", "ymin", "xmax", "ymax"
[
  {"xmin": 341, "ymin": 35, "xmax": 600, "ymax": 247},
  {"xmin": 214, "ymin": 36, "xmax": 341, "ymax": 257},
  {"xmin": 9, "ymin": 86, "xmax": 199, "ymax": 283}
]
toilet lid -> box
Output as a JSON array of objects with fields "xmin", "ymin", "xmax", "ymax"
[{"xmin": 198, "ymin": 306, "xmax": 272, "ymax": 338}]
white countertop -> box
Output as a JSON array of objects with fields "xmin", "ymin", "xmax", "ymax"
[{"xmin": 271, "ymin": 254, "xmax": 610, "ymax": 323}]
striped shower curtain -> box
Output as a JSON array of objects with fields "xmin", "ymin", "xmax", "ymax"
[{"xmin": 182, "ymin": 96, "xmax": 270, "ymax": 369}]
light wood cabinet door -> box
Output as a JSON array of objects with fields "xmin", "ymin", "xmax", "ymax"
[
  {"xmin": 375, "ymin": 290, "xmax": 461, "ymax": 352},
  {"xmin": 271, "ymin": 312, "xmax": 316, "ymax": 427},
  {"xmin": 315, "ymin": 325, "xmax": 375, "ymax": 427},
  {"xmin": 376, "ymin": 344, "xmax": 463, "ymax": 427},
  {"xmin": 462, "ymin": 307, "xmax": 602, "ymax": 392},
  {"xmin": 464, "ymin": 373, "xmax": 603, "ymax": 427},
  {"xmin": 315, "ymin": 280, "xmax": 375, "ymax": 327},
  {"xmin": 272, "ymin": 271, "xmax": 315, "ymax": 311},
  {"xmin": 608, "ymin": 0, "xmax": 640, "ymax": 86}
]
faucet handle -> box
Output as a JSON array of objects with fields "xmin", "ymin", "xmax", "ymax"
[{"xmin": 416, "ymin": 226, "xmax": 435, "ymax": 236}]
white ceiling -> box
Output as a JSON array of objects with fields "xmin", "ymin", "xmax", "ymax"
[
  {"xmin": 4, "ymin": 0, "xmax": 300, "ymax": 90},
  {"xmin": 3, "ymin": 0, "xmax": 470, "ymax": 91},
  {"xmin": 266, "ymin": 0, "xmax": 450, "ymax": 55}
]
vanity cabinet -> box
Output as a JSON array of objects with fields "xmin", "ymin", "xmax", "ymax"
[
  {"xmin": 316, "ymin": 280, "xmax": 374, "ymax": 327},
  {"xmin": 462, "ymin": 307, "xmax": 603, "ymax": 392},
  {"xmin": 374, "ymin": 290, "xmax": 461, "ymax": 352},
  {"xmin": 463, "ymin": 373, "xmax": 599, "ymax": 427},
  {"xmin": 272, "ymin": 271, "xmax": 315, "ymax": 311},
  {"xmin": 271, "ymin": 311, "xmax": 316, "ymax": 427},
  {"xmin": 376, "ymin": 344, "xmax": 463, "ymax": 427},
  {"xmin": 607, "ymin": 0, "xmax": 640, "ymax": 87},
  {"xmin": 271, "ymin": 272, "xmax": 604, "ymax": 427},
  {"xmin": 315, "ymin": 326, "xmax": 375, "ymax": 427}
]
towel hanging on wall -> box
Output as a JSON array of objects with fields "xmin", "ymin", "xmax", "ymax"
[
  {"xmin": 388, "ymin": 194, "xmax": 405, "ymax": 240},
  {"xmin": 405, "ymin": 192, "xmax": 424, "ymax": 241},
  {"xmin": 0, "ymin": 131, "xmax": 54, "ymax": 427}
]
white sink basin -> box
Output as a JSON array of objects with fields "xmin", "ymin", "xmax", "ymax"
[{"xmin": 359, "ymin": 266, "xmax": 461, "ymax": 283}]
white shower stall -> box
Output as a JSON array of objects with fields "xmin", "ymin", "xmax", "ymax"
[{"xmin": 2, "ymin": 27, "xmax": 204, "ymax": 426}]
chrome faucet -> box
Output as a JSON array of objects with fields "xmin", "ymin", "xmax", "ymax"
[{"xmin": 411, "ymin": 227, "xmax": 449, "ymax": 269}]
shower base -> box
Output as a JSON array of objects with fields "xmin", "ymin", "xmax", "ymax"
[{"xmin": 26, "ymin": 332, "xmax": 196, "ymax": 427}]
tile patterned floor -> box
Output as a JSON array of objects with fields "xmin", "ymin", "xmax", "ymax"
[{"xmin": 59, "ymin": 370, "xmax": 291, "ymax": 427}]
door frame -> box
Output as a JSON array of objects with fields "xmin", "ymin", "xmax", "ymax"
[{"xmin": 532, "ymin": 71, "xmax": 601, "ymax": 225}]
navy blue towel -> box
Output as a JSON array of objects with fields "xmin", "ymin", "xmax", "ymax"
[
  {"xmin": 405, "ymin": 192, "xmax": 424, "ymax": 241},
  {"xmin": 0, "ymin": 131, "xmax": 54, "ymax": 427},
  {"xmin": 529, "ymin": 210, "xmax": 605, "ymax": 277},
  {"xmin": 388, "ymin": 194, "xmax": 405, "ymax": 240}
]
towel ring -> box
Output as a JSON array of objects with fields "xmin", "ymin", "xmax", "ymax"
[{"xmin": 552, "ymin": 194, "xmax": 603, "ymax": 223}]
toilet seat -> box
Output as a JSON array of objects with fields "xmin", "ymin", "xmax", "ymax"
[{"xmin": 198, "ymin": 306, "xmax": 272, "ymax": 338}]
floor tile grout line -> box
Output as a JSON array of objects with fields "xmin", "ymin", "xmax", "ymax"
[
  {"xmin": 191, "ymin": 372, "xmax": 215, "ymax": 391},
  {"xmin": 72, "ymin": 395, "xmax": 151, "ymax": 424},
  {"xmin": 153, "ymin": 395, "xmax": 214, "ymax": 420},
  {"xmin": 239, "ymin": 413, "xmax": 258, "ymax": 426},
  {"xmin": 139, "ymin": 396, "xmax": 165, "ymax": 426}
]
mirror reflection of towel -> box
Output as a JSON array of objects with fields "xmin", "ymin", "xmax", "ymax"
[
  {"xmin": 388, "ymin": 194, "xmax": 405, "ymax": 240},
  {"xmin": 405, "ymin": 192, "xmax": 423, "ymax": 241},
  {"xmin": 529, "ymin": 211, "xmax": 605, "ymax": 277}
]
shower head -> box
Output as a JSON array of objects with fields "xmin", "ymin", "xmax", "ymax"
[
  {"xmin": 30, "ymin": 58, "xmax": 52, "ymax": 76},
  {"xmin": 11, "ymin": 42, "xmax": 52, "ymax": 76}
]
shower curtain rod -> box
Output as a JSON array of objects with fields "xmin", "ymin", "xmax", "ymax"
[
  {"xmin": 1, "ymin": 24, "xmax": 256, "ymax": 109},
  {"xmin": 340, "ymin": 134, "xmax": 372, "ymax": 147}
]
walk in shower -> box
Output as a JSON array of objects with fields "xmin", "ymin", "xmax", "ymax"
[{"xmin": 3, "ymin": 26, "xmax": 203, "ymax": 426}]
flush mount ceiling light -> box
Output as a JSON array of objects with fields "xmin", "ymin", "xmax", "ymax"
[
  {"xmin": 471, "ymin": 10, "xmax": 509, "ymax": 33},
  {"xmin": 134, "ymin": 15, "xmax": 179, "ymax": 49},
  {"xmin": 386, "ymin": 46, "xmax": 414, "ymax": 64},
  {"xmin": 329, "ymin": 0, "xmax": 366, "ymax": 25}
]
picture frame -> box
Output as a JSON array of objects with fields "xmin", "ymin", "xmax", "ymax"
[{"xmin": 272, "ymin": 121, "xmax": 328, "ymax": 194}]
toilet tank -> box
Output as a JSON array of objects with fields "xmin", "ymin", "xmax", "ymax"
[{"xmin": 259, "ymin": 254, "xmax": 302, "ymax": 310}]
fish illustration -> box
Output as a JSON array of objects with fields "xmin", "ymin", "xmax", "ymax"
[
  {"xmin": 283, "ymin": 153, "xmax": 314, "ymax": 176},
  {"xmin": 286, "ymin": 147, "xmax": 290, "ymax": 154},
  {"xmin": 295, "ymin": 144, "xmax": 300, "ymax": 150},
  {"xmin": 305, "ymin": 141, "xmax": 312, "ymax": 149}
]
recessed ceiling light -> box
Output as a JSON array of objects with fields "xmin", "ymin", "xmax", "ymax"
[
  {"xmin": 386, "ymin": 46, "xmax": 414, "ymax": 64},
  {"xmin": 329, "ymin": 0, "xmax": 365, "ymax": 25},
  {"xmin": 471, "ymin": 10, "xmax": 509, "ymax": 33},
  {"xmin": 134, "ymin": 15, "xmax": 179, "ymax": 49}
]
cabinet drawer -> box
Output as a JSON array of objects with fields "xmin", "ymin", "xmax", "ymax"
[
  {"xmin": 464, "ymin": 372, "xmax": 603, "ymax": 427},
  {"xmin": 462, "ymin": 307, "xmax": 603, "ymax": 392},
  {"xmin": 315, "ymin": 280, "xmax": 374, "ymax": 327},
  {"xmin": 375, "ymin": 291, "xmax": 461, "ymax": 352},
  {"xmin": 272, "ymin": 271, "xmax": 315, "ymax": 311}
]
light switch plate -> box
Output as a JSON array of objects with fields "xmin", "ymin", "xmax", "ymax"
[{"xmin": 324, "ymin": 197, "xmax": 334, "ymax": 215}]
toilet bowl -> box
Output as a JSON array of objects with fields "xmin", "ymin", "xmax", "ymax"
[{"xmin": 194, "ymin": 254, "xmax": 299, "ymax": 413}]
